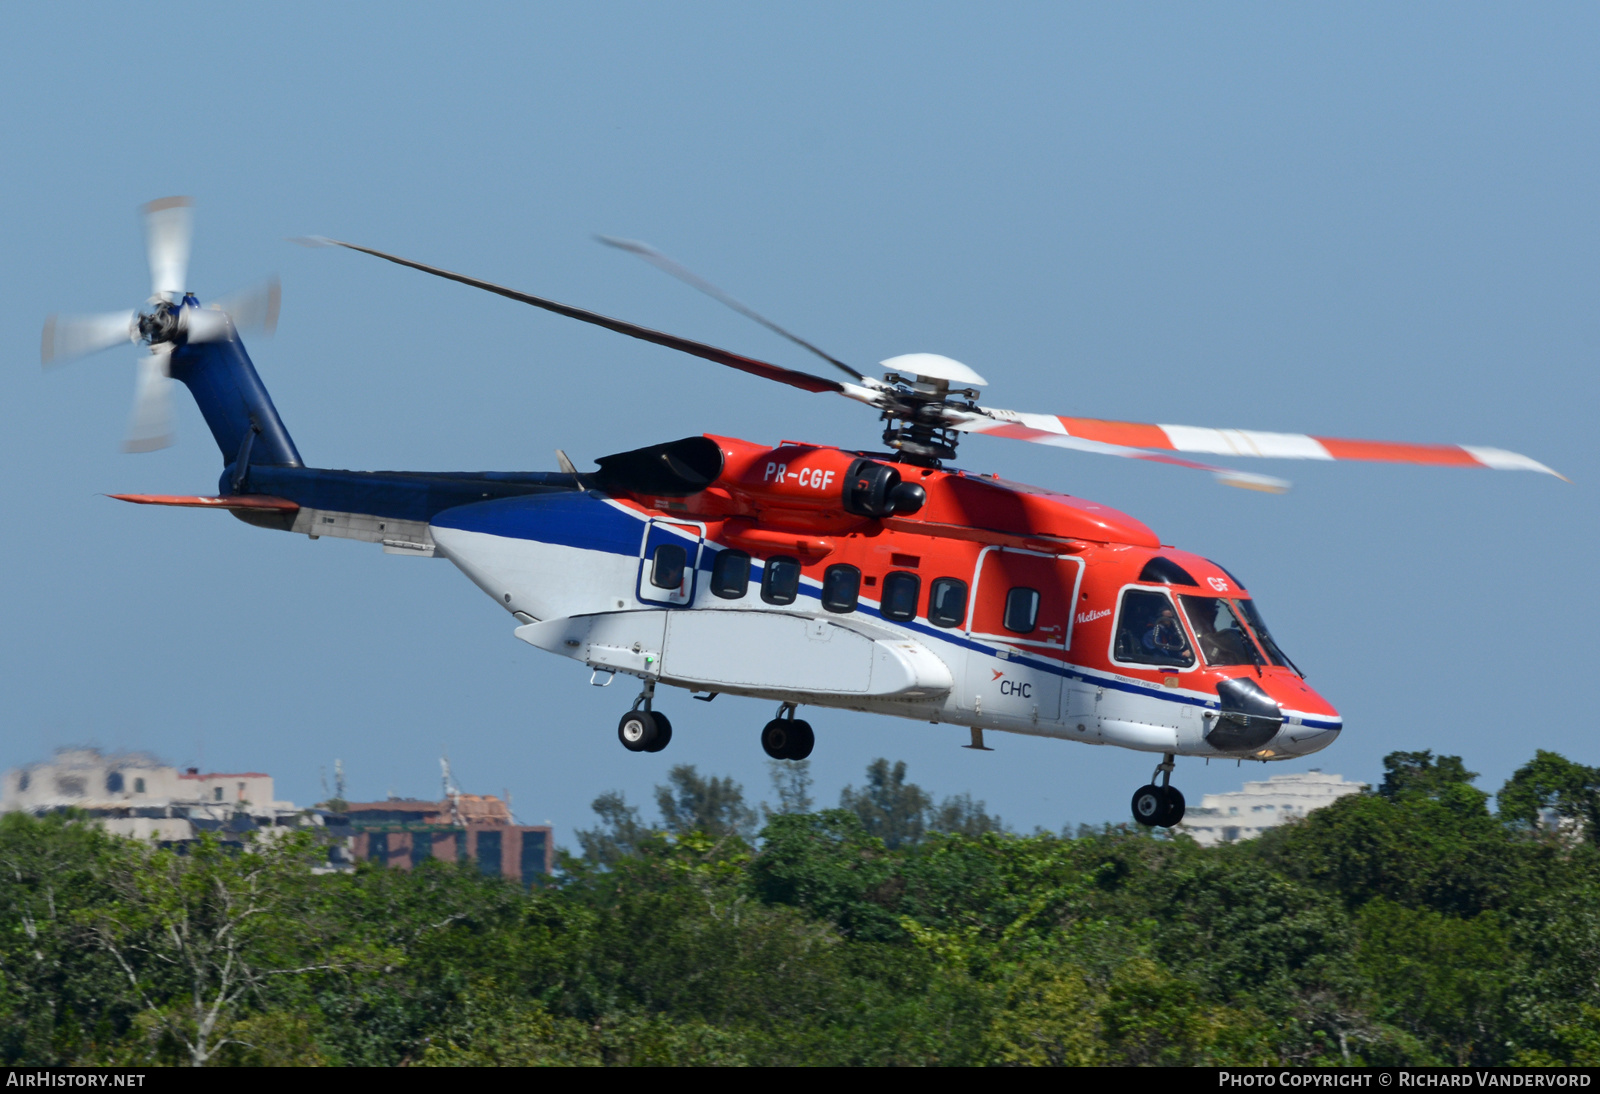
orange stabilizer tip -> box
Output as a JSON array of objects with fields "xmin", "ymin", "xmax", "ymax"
[{"xmin": 107, "ymin": 494, "xmax": 301, "ymax": 512}]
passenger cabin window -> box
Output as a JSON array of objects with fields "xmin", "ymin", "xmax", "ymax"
[
  {"xmin": 928, "ymin": 578, "xmax": 968, "ymax": 629},
  {"xmin": 710, "ymin": 549, "xmax": 751, "ymax": 599},
  {"xmin": 650, "ymin": 544, "xmax": 687, "ymax": 590},
  {"xmin": 1178, "ymin": 595, "xmax": 1261, "ymax": 668},
  {"xmin": 1003, "ymin": 587, "xmax": 1041, "ymax": 634},
  {"xmin": 822, "ymin": 564, "xmax": 861, "ymax": 613},
  {"xmin": 1114, "ymin": 589, "xmax": 1195, "ymax": 668},
  {"xmin": 133, "ymin": 777, "xmax": 145, "ymax": 794},
  {"xmin": 880, "ymin": 571, "xmax": 920, "ymax": 622},
  {"xmin": 1234, "ymin": 598, "xmax": 1298, "ymax": 672},
  {"xmin": 761, "ymin": 556, "xmax": 801, "ymax": 605}
]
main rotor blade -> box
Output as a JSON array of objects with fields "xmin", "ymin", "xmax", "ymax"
[
  {"xmin": 597, "ymin": 235, "xmax": 865, "ymax": 383},
  {"xmin": 305, "ymin": 237, "xmax": 847, "ymax": 396},
  {"xmin": 949, "ymin": 413, "xmax": 1292, "ymax": 492},
  {"xmin": 41, "ymin": 309, "xmax": 137, "ymax": 366},
  {"xmin": 125, "ymin": 345, "xmax": 175, "ymax": 452},
  {"xmin": 954, "ymin": 409, "xmax": 1564, "ymax": 483},
  {"xmin": 143, "ymin": 196, "xmax": 193, "ymax": 301}
]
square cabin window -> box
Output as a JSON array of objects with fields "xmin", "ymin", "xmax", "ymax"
[
  {"xmin": 928, "ymin": 578, "xmax": 968, "ymax": 628},
  {"xmin": 761, "ymin": 556, "xmax": 801, "ymax": 605},
  {"xmin": 821, "ymin": 564, "xmax": 861, "ymax": 613},
  {"xmin": 710, "ymin": 549, "xmax": 751, "ymax": 599},
  {"xmin": 1004, "ymin": 587, "xmax": 1041, "ymax": 634},
  {"xmin": 651, "ymin": 544, "xmax": 687, "ymax": 590},
  {"xmin": 880, "ymin": 571, "xmax": 920, "ymax": 622}
]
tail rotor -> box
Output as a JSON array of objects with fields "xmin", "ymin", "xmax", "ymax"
[{"xmin": 41, "ymin": 197, "xmax": 281, "ymax": 452}]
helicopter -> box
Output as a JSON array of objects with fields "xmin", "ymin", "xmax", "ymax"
[{"xmin": 43, "ymin": 198, "xmax": 1562, "ymax": 828}]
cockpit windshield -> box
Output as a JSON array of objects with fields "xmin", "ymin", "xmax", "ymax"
[
  {"xmin": 1178, "ymin": 595, "xmax": 1262, "ymax": 668},
  {"xmin": 1234, "ymin": 598, "xmax": 1298, "ymax": 673}
]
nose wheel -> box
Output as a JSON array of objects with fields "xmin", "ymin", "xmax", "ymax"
[
  {"xmin": 1131, "ymin": 753, "xmax": 1185, "ymax": 828},
  {"xmin": 761, "ymin": 703, "xmax": 814, "ymax": 760},
  {"xmin": 618, "ymin": 681, "xmax": 673, "ymax": 753}
]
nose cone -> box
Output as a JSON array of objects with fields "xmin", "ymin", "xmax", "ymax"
[
  {"xmin": 1260, "ymin": 670, "xmax": 1342, "ymax": 759},
  {"xmin": 1204, "ymin": 670, "xmax": 1341, "ymax": 760}
]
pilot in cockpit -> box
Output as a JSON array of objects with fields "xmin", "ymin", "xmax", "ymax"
[{"xmin": 1143, "ymin": 608, "xmax": 1188, "ymax": 658}]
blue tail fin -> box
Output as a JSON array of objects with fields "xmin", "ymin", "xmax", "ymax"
[{"xmin": 167, "ymin": 329, "xmax": 302, "ymax": 488}]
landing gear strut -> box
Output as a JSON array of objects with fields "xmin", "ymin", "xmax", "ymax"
[
  {"xmin": 1131, "ymin": 753, "xmax": 1185, "ymax": 828},
  {"xmin": 618, "ymin": 679, "xmax": 672, "ymax": 753},
  {"xmin": 761, "ymin": 703, "xmax": 814, "ymax": 760}
]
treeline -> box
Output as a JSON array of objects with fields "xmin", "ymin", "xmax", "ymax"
[{"xmin": 2, "ymin": 749, "xmax": 1600, "ymax": 1066}]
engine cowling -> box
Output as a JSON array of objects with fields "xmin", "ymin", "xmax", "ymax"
[{"xmin": 726, "ymin": 444, "xmax": 924, "ymax": 517}]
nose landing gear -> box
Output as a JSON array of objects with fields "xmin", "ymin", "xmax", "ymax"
[
  {"xmin": 1131, "ymin": 753, "xmax": 1185, "ymax": 828},
  {"xmin": 618, "ymin": 680, "xmax": 673, "ymax": 753},
  {"xmin": 761, "ymin": 703, "xmax": 814, "ymax": 760}
]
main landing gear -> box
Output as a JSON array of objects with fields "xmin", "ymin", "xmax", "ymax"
[
  {"xmin": 618, "ymin": 680, "xmax": 672, "ymax": 753},
  {"xmin": 1131, "ymin": 753, "xmax": 1186, "ymax": 828},
  {"xmin": 761, "ymin": 703, "xmax": 814, "ymax": 761}
]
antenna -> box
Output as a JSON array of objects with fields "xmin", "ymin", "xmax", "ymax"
[
  {"xmin": 319, "ymin": 765, "xmax": 330, "ymax": 799},
  {"xmin": 334, "ymin": 759, "xmax": 346, "ymax": 801},
  {"xmin": 441, "ymin": 754, "xmax": 462, "ymax": 826}
]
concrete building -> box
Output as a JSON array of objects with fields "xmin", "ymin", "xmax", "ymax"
[
  {"xmin": 339, "ymin": 793, "xmax": 554, "ymax": 883},
  {"xmin": 1, "ymin": 747, "xmax": 332, "ymax": 847},
  {"xmin": 1178, "ymin": 770, "xmax": 1367, "ymax": 846}
]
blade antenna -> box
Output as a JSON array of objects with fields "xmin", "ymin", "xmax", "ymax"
[{"xmin": 597, "ymin": 235, "xmax": 866, "ymax": 383}]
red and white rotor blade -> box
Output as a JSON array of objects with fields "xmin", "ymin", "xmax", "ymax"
[
  {"xmin": 951, "ymin": 414, "xmax": 1292, "ymax": 492},
  {"xmin": 956, "ymin": 410, "xmax": 1563, "ymax": 487},
  {"xmin": 124, "ymin": 345, "xmax": 175, "ymax": 453}
]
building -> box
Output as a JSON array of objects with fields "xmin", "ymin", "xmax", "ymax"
[
  {"xmin": 338, "ymin": 793, "xmax": 554, "ymax": 883},
  {"xmin": 1178, "ymin": 770, "xmax": 1367, "ymax": 846},
  {"xmin": 0, "ymin": 747, "xmax": 316, "ymax": 842}
]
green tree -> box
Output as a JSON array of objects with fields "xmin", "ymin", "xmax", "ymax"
[
  {"xmin": 654, "ymin": 765, "xmax": 757, "ymax": 840},
  {"xmin": 840, "ymin": 759, "xmax": 932, "ymax": 849},
  {"xmin": 1379, "ymin": 751, "xmax": 1488, "ymax": 815},
  {"xmin": 765, "ymin": 758, "xmax": 814, "ymax": 816},
  {"xmin": 929, "ymin": 792, "xmax": 1004, "ymax": 837},
  {"xmin": 81, "ymin": 830, "xmax": 373, "ymax": 1066},
  {"xmin": 1497, "ymin": 750, "xmax": 1600, "ymax": 842},
  {"xmin": 573, "ymin": 790, "xmax": 650, "ymax": 866}
]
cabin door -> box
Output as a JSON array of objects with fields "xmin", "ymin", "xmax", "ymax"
[{"xmin": 958, "ymin": 548, "xmax": 1084, "ymax": 723}]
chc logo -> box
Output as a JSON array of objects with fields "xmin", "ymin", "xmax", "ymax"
[{"xmin": 999, "ymin": 679, "xmax": 1032, "ymax": 698}]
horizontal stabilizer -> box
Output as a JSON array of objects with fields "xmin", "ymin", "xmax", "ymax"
[{"xmin": 108, "ymin": 493, "xmax": 301, "ymax": 512}]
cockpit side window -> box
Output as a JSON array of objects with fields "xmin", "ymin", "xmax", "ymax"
[
  {"xmin": 1234, "ymin": 598, "xmax": 1298, "ymax": 673},
  {"xmin": 1178, "ymin": 595, "xmax": 1261, "ymax": 668},
  {"xmin": 1114, "ymin": 589, "xmax": 1194, "ymax": 668}
]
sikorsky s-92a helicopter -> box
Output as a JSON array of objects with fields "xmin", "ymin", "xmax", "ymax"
[{"xmin": 44, "ymin": 199, "xmax": 1563, "ymax": 827}]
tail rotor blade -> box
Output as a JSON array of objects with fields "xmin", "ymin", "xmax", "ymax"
[
  {"xmin": 124, "ymin": 345, "xmax": 175, "ymax": 452},
  {"xmin": 41, "ymin": 310, "xmax": 137, "ymax": 367},
  {"xmin": 143, "ymin": 196, "xmax": 193, "ymax": 301},
  {"xmin": 211, "ymin": 275, "xmax": 280, "ymax": 335}
]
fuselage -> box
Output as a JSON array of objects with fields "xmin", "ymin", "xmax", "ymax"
[{"xmin": 428, "ymin": 435, "xmax": 1342, "ymax": 761}]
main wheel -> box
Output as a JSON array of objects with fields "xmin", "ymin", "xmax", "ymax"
[
  {"xmin": 1158, "ymin": 786, "xmax": 1186, "ymax": 827},
  {"xmin": 618, "ymin": 710, "xmax": 660, "ymax": 753},
  {"xmin": 785, "ymin": 720, "xmax": 815, "ymax": 760},
  {"xmin": 1131, "ymin": 784, "xmax": 1164, "ymax": 827},
  {"xmin": 761, "ymin": 719, "xmax": 795, "ymax": 759},
  {"xmin": 644, "ymin": 711, "xmax": 673, "ymax": 753}
]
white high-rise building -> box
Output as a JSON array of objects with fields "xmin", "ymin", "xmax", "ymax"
[{"xmin": 1179, "ymin": 770, "xmax": 1366, "ymax": 846}]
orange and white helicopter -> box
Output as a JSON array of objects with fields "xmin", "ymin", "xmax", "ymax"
[{"xmin": 44, "ymin": 200, "xmax": 1562, "ymax": 827}]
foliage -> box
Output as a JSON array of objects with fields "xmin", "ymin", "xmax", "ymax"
[{"xmin": 4, "ymin": 749, "xmax": 1600, "ymax": 1065}]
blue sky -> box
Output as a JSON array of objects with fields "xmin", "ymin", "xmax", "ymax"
[{"xmin": 2, "ymin": 3, "xmax": 1595, "ymax": 838}]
